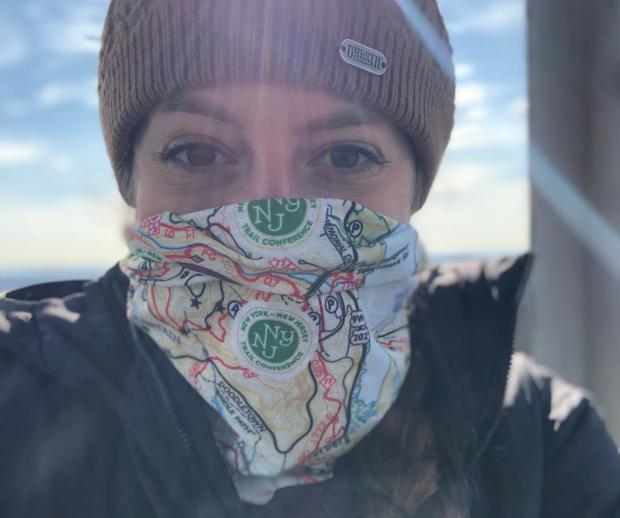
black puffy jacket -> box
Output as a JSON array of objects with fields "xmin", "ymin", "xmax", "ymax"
[{"xmin": 1, "ymin": 254, "xmax": 619, "ymax": 517}]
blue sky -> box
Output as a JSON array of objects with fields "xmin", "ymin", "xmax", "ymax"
[{"xmin": 0, "ymin": 0, "xmax": 529, "ymax": 270}]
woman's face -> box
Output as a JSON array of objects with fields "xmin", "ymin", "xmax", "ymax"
[{"xmin": 132, "ymin": 83, "xmax": 417, "ymax": 221}]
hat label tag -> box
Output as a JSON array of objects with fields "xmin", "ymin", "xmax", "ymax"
[{"xmin": 339, "ymin": 38, "xmax": 387, "ymax": 76}]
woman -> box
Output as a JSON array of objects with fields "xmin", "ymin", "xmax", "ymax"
[{"xmin": 1, "ymin": 0, "xmax": 619, "ymax": 516}]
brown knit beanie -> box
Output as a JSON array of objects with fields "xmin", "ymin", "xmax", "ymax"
[{"xmin": 98, "ymin": 0, "xmax": 455, "ymax": 207}]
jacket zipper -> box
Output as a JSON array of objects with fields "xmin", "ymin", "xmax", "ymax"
[
  {"xmin": 467, "ymin": 255, "xmax": 534, "ymax": 472},
  {"xmin": 467, "ymin": 343, "xmax": 515, "ymax": 472},
  {"xmin": 129, "ymin": 323, "xmax": 225, "ymax": 518},
  {"xmin": 130, "ymin": 323, "xmax": 193, "ymax": 449}
]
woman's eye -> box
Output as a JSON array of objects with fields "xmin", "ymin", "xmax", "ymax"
[
  {"xmin": 313, "ymin": 144, "xmax": 387, "ymax": 175},
  {"xmin": 154, "ymin": 143, "xmax": 235, "ymax": 169},
  {"xmin": 330, "ymin": 146, "xmax": 363, "ymax": 168},
  {"xmin": 180, "ymin": 144, "xmax": 216, "ymax": 166}
]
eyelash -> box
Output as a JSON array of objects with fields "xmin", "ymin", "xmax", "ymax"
[{"xmin": 153, "ymin": 142, "xmax": 389, "ymax": 176}]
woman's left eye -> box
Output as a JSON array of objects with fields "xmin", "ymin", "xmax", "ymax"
[{"xmin": 312, "ymin": 144, "xmax": 387, "ymax": 175}]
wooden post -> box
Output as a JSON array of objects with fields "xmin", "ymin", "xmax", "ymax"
[{"xmin": 525, "ymin": 0, "xmax": 620, "ymax": 441}]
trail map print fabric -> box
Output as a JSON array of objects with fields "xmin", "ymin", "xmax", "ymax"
[{"xmin": 120, "ymin": 198, "xmax": 418, "ymax": 504}]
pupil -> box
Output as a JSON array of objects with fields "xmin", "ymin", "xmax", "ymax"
[
  {"xmin": 187, "ymin": 146, "xmax": 215, "ymax": 166},
  {"xmin": 331, "ymin": 147, "xmax": 359, "ymax": 168}
]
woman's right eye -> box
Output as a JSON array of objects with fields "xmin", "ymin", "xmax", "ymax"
[{"xmin": 154, "ymin": 143, "xmax": 236, "ymax": 170}]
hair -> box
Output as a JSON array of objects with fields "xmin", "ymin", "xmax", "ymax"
[
  {"xmin": 326, "ymin": 346, "xmax": 475, "ymax": 517},
  {"xmin": 116, "ymin": 114, "xmax": 150, "ymax": 207}
]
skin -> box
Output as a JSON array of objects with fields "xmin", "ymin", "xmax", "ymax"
[{"xmin": 132, "ymin": 83, "xmax": 417, "ymax": 222}]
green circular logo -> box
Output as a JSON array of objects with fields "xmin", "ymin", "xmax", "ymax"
[
  {"xmin": 232, "ymin": 302, "xmax": 317, "ymax": 378},
  {"xmin": 235, "ymin": 198, "xmax": 321, "ymax": 249},
  {"xmin": 247, "ymin": 319, "xmax": 300, "ymax": 364},
  {"xmin": 248, "ymin": 198, "xmax": 307, "ymax": 236}
]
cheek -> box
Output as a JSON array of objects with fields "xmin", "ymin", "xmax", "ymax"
[
  {"xmin": 383, "ymin": 172, "xmax": 415, "ymax": 221},
  {"xmin": 380, "ymin": 163, "xmax": 415, "ymax": 214},
  {"xmin": 348, "ymin": 166, "xmax": 414, "ymax": 222},
  {"xmin": 132, "ymin": 149, "xmax": 172, "ymax": 219}
]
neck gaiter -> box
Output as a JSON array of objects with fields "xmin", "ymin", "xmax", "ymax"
[{"xmin": 119, "ymin": 198, "xmax": 419, "ymax": 505}]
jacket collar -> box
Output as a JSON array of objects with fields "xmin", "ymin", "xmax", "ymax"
[{"xmin": 404, "ymin": 254, "xmax": 533, "ymax": 473}]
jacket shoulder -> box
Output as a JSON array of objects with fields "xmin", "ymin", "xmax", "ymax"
[
  {"xmin": 503, "ymin": 352, "xmax": 620, "ymax": 516},
  {"xmin": 0, "ymin": 280, "xmax": 94, "ymax": 413},
  {"xmin": 415, "ymin": 253, "xmax": 533, "ymax": 308},
  {"xmin": 0, "ymin": 279, "xmax": 91, "ymax": 302},
  {"xmin": 0, "ymin": 276, "xmax": 130, "ymax": 515},
  {"xmin": 0, "ymin": 280, "xmax": 91, "ymax": 369}
]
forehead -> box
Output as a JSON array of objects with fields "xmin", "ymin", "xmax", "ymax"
[{"xmin": 155, "ymin": 83, "xmax": 392, "ymax": 132}]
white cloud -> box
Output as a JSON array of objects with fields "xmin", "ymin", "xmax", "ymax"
[
  {"xmin": 0, "ymin": 191, "xmax": 131, "ymax": 269},
  {"xmin": 431, "ymin": 162, "xmax": 499, "ymax": 196},
  {"xmin": 49, "ymin": 154, "xmax": 74, "ymax": 174},
  {"xmin": 507, "ymin": 96, "xmax": 529, "ymax": 115},
  {"xmin": 44, "ymin": 6, "xmax": 104, "ymax": 54},
  {"xmin": 37, "ymin": 79, "xmax": 99, "ymax": 109},
  {"xmin": 0, "ymin": 141, "xmax": 43, "ymax": 166},
  {"xmin": 418, "ymin": 77, "xmax": 530, "ymax": 256},
  {"xmin": 448, "ymin": 2, "xmax": 524, "ymax": 35},
  {"xmin": 413, "ymin": 172, "xmax": 530, "ymax": 256},
  {"xmin": 0, "ymin": 140, "xmax": 75, "ymax": 174},
  {"xmin": 455, "ymin": 63, "xmax": 475, "ymax": 80},
  {"xmin": 454, "ymin": 80, "xmax": 510, "ymax": 129},
  {"xmin": 463, "ymin": 108, "xmax": 489, "ymax": 122},
  {"xmin": 448, "ymin": 81, "xmax": 528, "ymax": 151},
  {"xmin": 448, "ymin": 119, "xmax": 526, "ymax": 151},
  {"xmin": 456, "ymin": 82, "xmax": 491, "ymax": 108}
]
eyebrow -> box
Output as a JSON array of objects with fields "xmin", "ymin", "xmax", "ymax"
[
  {"xmin": 159, "ymin": 94, "xmax": 387, "ymax": 134},
  {"xmin": 159, "ymin": 95, "xmax": 242, "ymax": 128},
  {"xmin": 294, "ymin": 110, "xmax": 387, "ymax": 134}
]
